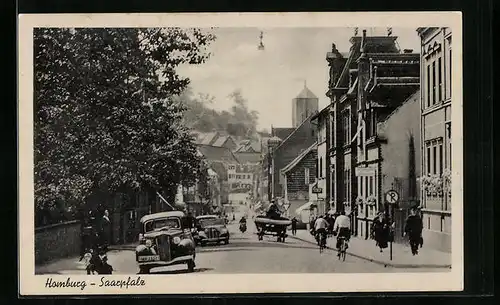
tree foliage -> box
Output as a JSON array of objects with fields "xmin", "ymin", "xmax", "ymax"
[
  {"xmin": 34, "ymin": 28, "xmax": 216, "ymax": 217},
  {"xmin": 177, "ymin": 88, "xmax": 260, "ymax": 140}
]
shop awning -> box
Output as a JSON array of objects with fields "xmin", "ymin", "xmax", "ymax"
[{"xmin": 295, "ymin": 201, "xmax": 317, "ymax": 214}]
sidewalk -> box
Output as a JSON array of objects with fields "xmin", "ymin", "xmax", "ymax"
[
  {"xmin": 35, "ymin": 244, "xmax": 136, "ymax": 275},
  {"xmin": 290, "ymin": 230, "xmax": 451, "ymax": 269}
]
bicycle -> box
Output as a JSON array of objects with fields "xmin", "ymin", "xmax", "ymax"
[
  {"xmin": 318, "ymin": 232, "xmax": 327, "ymax": 253},
  {"xmin": 337, "ymin": 237, "xmax": 348, "ymax": 261}
]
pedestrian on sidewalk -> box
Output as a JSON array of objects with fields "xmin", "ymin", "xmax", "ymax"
[
  {"xmin": 100, "ymin": 209, "xmax": 111, "ymax": 251},
  {"xmin": 404, "ymin": 208, "xmax": 424, "ymax": 255},
  {"xmin": 371, "ymin": 212, "xmax": 389, "ymax": 253},
  {"xmin": 291, "ymin": 217, "xmax": 298, "ymax": 236}
]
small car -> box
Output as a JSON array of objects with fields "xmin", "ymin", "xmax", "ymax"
[
  {"xmin": 194, "ymin": 215, "xmax": 230, "ymax": 246},
  {"xmin": 135, "ymin": 211, "xmax": 196, "ymax": 274}
]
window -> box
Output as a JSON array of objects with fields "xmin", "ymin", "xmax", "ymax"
[
  {"xmin": 426, "ymin": 139, "xmax": 444, "ymax": 174},
  {"xmin": 344, "ymin": 170, "xmax": 349, "ymax": 202},
  {"xmin": 359, "ymin": 126, "xmax": 364, "ymax": 147},
  {"xmin": 319, "ymin": 157, "xmax": 323, "ymax": 178},
  {"xmin": 365, "ymin": 176, "xmax": 369, "ymax": 198},
  {"xmin": 432, "ymin": 61, "xmax": 437, "ymax": 105},
  {"xmin": 449, "ymin": 142, "xmax": 452, "ymax": 170},
  {"xmin": 427, "ymin": 64, "xmax": 431, "ymax": 107},
  {"xmin": 449, "ymin": 49, "xmax": 452, "ymax": 98},
  {"xmin": 348, "ymin": 173, "xmax": 351, "ymax": 204},
  {"xmin": 427, "ymin": 147, "xmax": 431, "ymax": 173},
  {"xmin": 331, "ymin": 165, "xmax": 335, "ymax": 198},
  {"xmin": 304, "ymin": 168, "xmax": 310, "ymax": 185},
  {"xmin": 342, "ymin": 111, "xmax": 350, "ymax": 145},
  {"xmin": 439, "ymin": 143, "xmax": 443, "ymax": 174},
  {"xmin": 369, "ymin": 176, "xmax": 373, "ymax": 195},
  {"xmin": 438, "ymin": 57, "xmax": 443, "ymax": 102},
  {"xmin": 360, "ymin": 176, "xmax": 364, "ymax": 197},
  {"xmin": 433, "ymin": 146, "xmax": 437, "ymax": 174}
]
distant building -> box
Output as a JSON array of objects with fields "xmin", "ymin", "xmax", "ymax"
[
  {"xmin": 194, "ymin": 144, "xmax": 240, "ymax": 212},
  {"xmin": 292, "ymin": 84, "xmax": 319, "ymax": 128},
  {"xmin": 269, "ymin": 113, "xmax": 317, "ymax": 201},
  {"xmin": 417, "ymin": 27, "xmax": 453, "ymax": 252},
  {"xmin": 227, "ymin": 164, "xmax": 257, "ymax": 205},
  {"xmin": 196, "ymin": 131, "xmax": 237, "ymax": 151}
]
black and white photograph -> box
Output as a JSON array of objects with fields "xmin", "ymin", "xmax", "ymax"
[{"xmin": 19, "ymin": 13, "xmax": 463, "ymax": 294}]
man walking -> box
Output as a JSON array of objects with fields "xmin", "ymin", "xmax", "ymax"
[
  {"xmin": 404, "ymin": 208, "xmax": 423, "ymax": 255},
  {"xmin": 291, "ymin": 217, "xmax": 298, "ymax": 236}
]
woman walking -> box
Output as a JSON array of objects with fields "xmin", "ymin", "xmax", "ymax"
[{"xmin": 371, "ymin": 212, "xmax": 389, "ymax": 252}]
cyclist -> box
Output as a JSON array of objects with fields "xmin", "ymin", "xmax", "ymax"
[
  {"xmin": 333, "ymin": 211, "xmax": 351, "ymax": 257},
  {"xmin": 314, "ymin": 215, "xmax": 329, "ymax": 247}
]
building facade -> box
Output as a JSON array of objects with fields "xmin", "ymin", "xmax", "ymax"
[
  {"xmin": 311, "ymin": 106, "xmax": 332, "ymax": 214},
  {"xmin": 281, "ymin": 143, "xmax": 317, "ymax": 222},
  {"xmin": 228, "ymin": 164, "xmax": 256, "ymax": 205},
  {"xmin": 269, "ymin": 116, "xmax": 316, "ymax": 201},
  {"xmin": 417, "ymin": 27, "xmax": 453, "ymax": 252},
  {"xmin": 327, "ymin": 29, "xmax": 421, "ymax": 238}
]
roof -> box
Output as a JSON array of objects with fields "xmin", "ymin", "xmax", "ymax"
[
  {"xmin": 295, "ymin": 86, "xmax": 318, "ymax": 99},
  {"xmin": 275, "ymin": 112, "xmax": 316, "ymax": 151},
  {"xmin": 197, "ymin": 144, "xmax": 239, "ymax": 164},
  {"xmin": 212, "ymin": 136, "xmax": 235, "ymax": 147},
  {"xmin": 310, "ymin": 104, "xmax": 331, "ymax": 121},
  {"xmin": 271, "ymin": 127, "xmax": 295, "ymax": 140},
  {"xmin": 378, "ymin": 89, "xmax": 420, "ymax": 129},
  {"xmin": 235, "ymin": 139, "xmax": 261, "ymax": 153},
  {"xmin": 200, "ymin": 131, "xmax": 219, "ymax": 145},
  {"xmin": 234, "ymin": 152, "xmax": 261, "ymax": 164},
  {"xmin": 140, "ymin": 211, "xmax": 185, "ymax": 223},
  {"xmin": 281, "ymin": 142, "xmax": 318, "ymax": 174}
]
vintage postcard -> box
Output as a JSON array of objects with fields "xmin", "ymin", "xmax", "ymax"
[{"xmin": 18, "ymin": 12, "xmax": 463, "ymax": 295}]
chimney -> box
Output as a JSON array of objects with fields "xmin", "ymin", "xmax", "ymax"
[{"xmin": 403, "ymin": 49, "xmax": 413, "ymax": 53}]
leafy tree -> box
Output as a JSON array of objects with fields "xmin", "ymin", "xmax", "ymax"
[
  {"xmin": 34, "ymin": 28, "xmax": 215, "ymax": 223},
  {"xmin": 178, "ymin": 87, "xmax": 262, "ymax": 140}
]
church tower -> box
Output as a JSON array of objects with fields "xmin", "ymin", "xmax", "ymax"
[{"xmin": 292, "ymin": 82, "xmax": 319, "ymax": 128}]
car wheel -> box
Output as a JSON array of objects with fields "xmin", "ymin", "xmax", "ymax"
[
  {"xmin": 224, "ymin": 238, "xmax": 229, "ymax": 244},
  {"xmin": 200, "ymin": 241, "xmax": 206, "ymax": 247},
  {"xmin": 187, "ymin": 260, "xmax": 195, "ymax": 272},
  {"xmin": 139, "ymin": 266, "xmax": 151, "ymax": 274}
]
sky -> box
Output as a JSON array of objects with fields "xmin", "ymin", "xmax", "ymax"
[{"xmin": 177, "ymin": 27, "xmax": 420, "ymax": 130}]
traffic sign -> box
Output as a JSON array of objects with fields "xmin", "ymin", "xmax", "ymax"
[
  {"xmin": 385, "ymin": 190, "xmax": 399, "ymax": 204},
  {"xmin": 312, "ymin": 186, "xmax": 323, "ymax": 194}
]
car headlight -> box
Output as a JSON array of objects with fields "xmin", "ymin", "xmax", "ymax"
[
  {"xmin": 145, "ymin": 239, "xmax": 153, "ymax": 248},
  {"xmin": 173, "ymin": 236, "xmax": 181, "ymax": 244}
]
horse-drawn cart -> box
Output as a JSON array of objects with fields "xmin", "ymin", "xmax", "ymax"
[{"xmin": 254, "ymin": 215, "xmax": 291, "ymax": 242}]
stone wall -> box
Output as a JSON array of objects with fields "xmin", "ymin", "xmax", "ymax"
[{"xmin": 35, "ymin": 220, "xmax": 81, "ymax": 265}]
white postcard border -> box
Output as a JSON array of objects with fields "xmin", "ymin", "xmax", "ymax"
[{"xmin": 18, "ymin": 12, "xmax": 464, "ymax": 295}]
